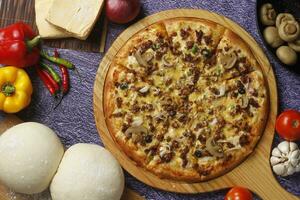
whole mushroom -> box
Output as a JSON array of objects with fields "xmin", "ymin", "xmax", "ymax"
[
  {"xmin": 260, "ymin": 3, "xmax": 277, "ymax": 26},
  {"xmin": 288, "ymin": 38, "xmax": 300, "ymax": 52},
  {"xmin": 278, "ymin": 20, "xmax": 300, "ymax": 42},
  {"xmin": 270, "ymin": 141, "xmax": 300, "ymax": 176},
  {"xmin": 276, "ymin": 13, "xmax": 295, "ymax": 28},
  {"xmin": 263, "ymin": 26, "xmax": 284, "ymax": 48},
  {"xmin": 276, "ymin": 46, "xmax": 298, "ymax": 66}
]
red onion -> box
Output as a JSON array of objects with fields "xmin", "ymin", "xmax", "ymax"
[{"xmin": 106, "ymin": 0, "xmax": 141, "ymax": 24}]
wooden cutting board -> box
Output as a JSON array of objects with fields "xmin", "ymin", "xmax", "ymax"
[
  {"xmin": 0, "ymin": 0, "xmax": 105, "ymax": 52},
  {"xmin": 93, "ymin": 9, "xmax": 299, "ymax": 199},
  {"xmin": 0, "ymin": 115, "xmax": 144, "ymax": 200}
]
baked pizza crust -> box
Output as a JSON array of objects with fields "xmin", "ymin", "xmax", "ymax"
[{"xmin": 103, "ymin": 18, "xmax": 269, "ymax": 182}]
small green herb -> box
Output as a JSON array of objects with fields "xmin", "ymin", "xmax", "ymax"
[
  {"xmin": 229, "ymin": 104, "xmax": 235, "ymax": 110},
  {"xmin": 191, "ymin": 44, "xmax": 199, "ymax": 54},
  {"xmin": 152, "ymin": 43, "xmax": 160, "ymax": 50},
  {"xmin": 216, "ymin": 66, "xmax": 222, "ymax": 75}
]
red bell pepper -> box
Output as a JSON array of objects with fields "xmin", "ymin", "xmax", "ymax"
[{"xmin": 0, "ymin": 22, "xmax": 41, "ymax": 68}]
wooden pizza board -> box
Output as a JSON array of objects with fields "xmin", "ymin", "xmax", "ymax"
[
  {"xmin": 0, "ymin": 115, "xmax": 144, "ymax": 200},
  {"xmin": 0, "ymin": 0, "xmax": 105, "ymax": 52},
  {"xmin": 93, "ymin": 9, "xmax": 299, "ymax": 199}
]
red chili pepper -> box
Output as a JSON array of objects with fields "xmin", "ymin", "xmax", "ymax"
[
  {"xmin": 35, "ymin": 66, "xmax": 59, "ymax": 96},
  {"xmin": 0, "ymin": 22, "xmax": 41, "ymax": 68},
  {"xmin": 54, "ymin": 49, "xmax": 69, "ymax": 94}
]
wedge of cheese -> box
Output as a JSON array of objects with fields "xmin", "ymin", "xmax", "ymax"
[
  {"xmin": 35, "ymin": 0, "xmax": 71, "ymax": 39},
  {"xmin": 46, "ymin": 0, "xmax": 104, "ymax": 40}
]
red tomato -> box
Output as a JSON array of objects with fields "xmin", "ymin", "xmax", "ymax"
[
  {"xmin": 275, "ymin": 110, "xmax": 300, "ymax": 141},
  {"xmin": 225, "ymin": 186, "xmax": 253, "ymax": 200}
]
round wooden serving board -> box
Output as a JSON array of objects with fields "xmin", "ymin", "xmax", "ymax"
[{"xmin": 93, "ymin": 9, "xmax": 298, "ymax": 199}]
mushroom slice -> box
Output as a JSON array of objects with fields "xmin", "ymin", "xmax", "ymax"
[
  {"xmin": 131, "ymin": 116, "xmax": 144, "ymax": 127},
  {"xmin": 162, "ymin": 54, "xmax": 177, "ymax": 67},
  {"xmin": 278, "ymin": 20, "xmax": 300, "ymax": 42},
  {"xmin": 125, "ymin": 125, "xmax": 148, "ymax": 137},
  {"xmin": 276, "ymin": 13, "xmax": 295, "ymax": 28},
  {"xmin": 288, "ymin": 38, "xmax": 300, "ymax": 52},
  {"xmin": 143, "ymin": 51, "xmax": 154, "ymax": 62},
  {"xmin": 214, "ymin": 84, "xmax": 226, "ymax": 97},
  {"xmin": 134, "ymin": 51, "xmax": 148, "ymax": 67},
  {"xmin": 238, "ymin": 95, "xmax": 249, "ymax": 108},
  {"xmin": 260, "ymin": 3, "xmax": 276, "ymax": 26},
  {"xmin": 206, "ymin": 137, "xmax": 224, "ymax": 158},
  {"xmin": 139, "ymin": 85, "xmax": 150, "ymax": 93},
  {"xmin": 219, "ymin": 53, "xmax": 237, "ymax": 69}
]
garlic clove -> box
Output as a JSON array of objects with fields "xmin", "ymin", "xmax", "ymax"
[
  {"xmin": 270, "ymin": 156, "xmax": 282, "ymax": 165},
  {"xmin": 290, "ymin": 142, "xmax": 299, "ymax": 152},
  {"xmin": 290, "ymin": 158, "xmax": 299, "ymax": 167},
  {"xmin": 290, "ymin": 149, "xmax": 300, "ymax": 159},
  {"xmin": 278, "ymin": 141, "xmax": 290, "ymax": 154},
  {"xmin": 272, "ymin": 147, "xmax": 282, "ymax": 157},
  {"xmin": 273, "ymin": 164, "xmax": 287, "ymax": 176},
  {"xmin": 286, "ymin": 166, "xmax": 296, "ymax": 176}
]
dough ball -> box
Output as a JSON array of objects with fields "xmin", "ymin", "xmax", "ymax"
[
  {"xmin": 50, "ymin": 143, "xmax": 124, "ymax": 200},
  {"xmin": 0, "ymin": 122, "xmax": 64, "ymax": 194}
]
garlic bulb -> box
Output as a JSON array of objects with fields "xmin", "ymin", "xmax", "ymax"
[{"xmin": 270, "ymin": 141, "xmax": 300, "ymax": 176}]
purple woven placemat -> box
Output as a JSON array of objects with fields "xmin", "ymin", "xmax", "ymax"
[{"xmin": 1, "ymin": 0, "xmax": 300, "ymax": 199}]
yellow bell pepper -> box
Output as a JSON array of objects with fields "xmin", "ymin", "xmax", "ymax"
[{"xmin": 0, "ymin": 66, "xmax": 33, "ymax": 113}]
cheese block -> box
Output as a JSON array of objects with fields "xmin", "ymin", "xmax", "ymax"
[
  {"xmin": 35, "ymin": 0, "xmax": 71, "ymax": 39},
  {"xmin": 46, "ymin": 0, "xmax": 104, "ymax": 40}
]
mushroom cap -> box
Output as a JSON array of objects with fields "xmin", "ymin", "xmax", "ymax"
[
  {"xmin": 276, "ymin": 46, "xmax": 298, "ymax": 66},
  {"xmin": 288, "ymin": 38, "xmax": 300, "ymax": 52},
  {"xmin": 260, "ymin": 3, "xmax": 276, "ymax": 26},
  {"xmin": 278, "ymin": 20, "xmax": 300, "ymax": 42},
  {"xmin": 276, "ymin": 13, "xmax": 295, "ymax": 28},
  {"xmin": 263, "ymin": 26, "xmax": 284, "ymax": 48}
]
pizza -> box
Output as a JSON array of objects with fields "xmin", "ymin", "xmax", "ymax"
[{"xmin": 103, "ymin": 18, "xmax": 269, "ymax": 182}]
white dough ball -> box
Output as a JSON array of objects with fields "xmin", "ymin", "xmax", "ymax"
[
  {"xmin": 0, "ymin": 122, "xmax": 64, "ymax": 194},
  {"xmin": 50, "ymin": 143, "xmax": 124, "ymax": 200}
]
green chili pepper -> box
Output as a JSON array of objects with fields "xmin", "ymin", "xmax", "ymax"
[
  {"xmin": 40, "ymin": 51, "xmax": 74, "ymax": 69},
  {"xmin": 40, "ymin": 62, "xmax": 61, "ymax": 84}
]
